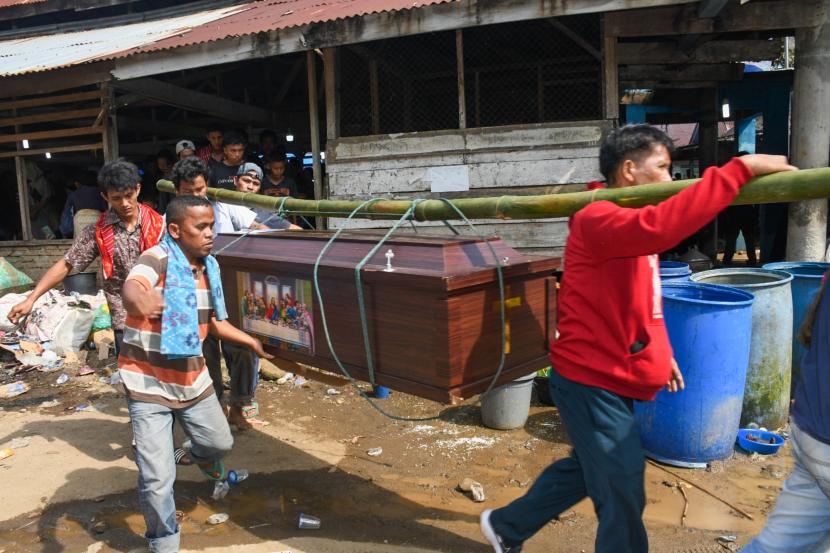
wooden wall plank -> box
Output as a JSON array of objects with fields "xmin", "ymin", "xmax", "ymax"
[
  {"xmin": 0, "ymin": 126, "xmax": 103, "ymax": 145},
  {"xmin": 0, "ymin": 107, "xmax": 101, "ymax": 127},
  {"xmin": 0, "ymin": 142, "xmax": 103, "ymax": 158},
  {"xmin": 0, "ymin": 90, "xmax": 102, "ymax": 111}
]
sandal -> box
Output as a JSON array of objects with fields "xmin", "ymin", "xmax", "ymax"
[
  {"xmin": 241, "ymin": 402, "xmax": 270, "ymax": 426},
  {"xmin": 174, "ymin": 447, "xmax": 193, "ymax": 466},
  {"xmin": 198, "ymin": 459, "xmax": 225, "ymax": 481}
]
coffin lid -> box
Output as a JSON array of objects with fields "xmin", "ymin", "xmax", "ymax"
[{"xmin": 214, "ymin": 230, "xmax": 559, "ymax": 285}]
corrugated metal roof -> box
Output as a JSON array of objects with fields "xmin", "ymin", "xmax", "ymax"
[
  {"xmin": 0, "ymin": 0, "xmax": 454, "ymax": 77},
  {"xmin": 117, "ymin": 0, "xmax": 454, "ymax": 58},
  {"xmin": 0, "ymin": 0, "xmax": 46, "ymax": 8},
  {"xmin": 0, "ymin": 5, "xmax": 249, "ymax": 76}
]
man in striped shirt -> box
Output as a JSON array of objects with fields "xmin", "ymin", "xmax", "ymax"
[{"xmin": 121, "ymin": 195, "xmax": 270, "ymax": 553}]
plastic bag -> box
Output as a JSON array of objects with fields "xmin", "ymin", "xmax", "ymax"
[
  {"xmin": 51, "ymin": 304, "xmax": 95, "ymax": 354},
  {"xmin": 91, "ymin": 302, "xmax": 111, "ymax": 332},
  {"xmin": 0, "ymin": 292, "xmax": 31, "ymax": 332}
]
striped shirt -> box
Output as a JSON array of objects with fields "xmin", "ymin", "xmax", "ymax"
[{"xmin": 118, "ymin": 245, "xmax": 216, "ymax": 408}]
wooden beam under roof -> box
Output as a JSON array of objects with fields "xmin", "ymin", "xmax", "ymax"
[
  {"xmin": 606, "ymin": 0, "xmax": 824, "ymax": 37},
  {"xmin": 113, "ymin": 77, "xmax": 274, "ymax": 124},
  {"xmin": 618, "ymin": 38, "xmax": 781, "ymax": 64},
  {"xmin": 620, "ymin": 63, "xmax": 745, "ymax": 82}
]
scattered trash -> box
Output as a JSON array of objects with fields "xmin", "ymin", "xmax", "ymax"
[
  {"xmin": 0, "ymin": 448, "xmax": 14, "ymax": 461},
  {"xmin": 367, "ymin": 447, "xmax": 383, "ymax": 457},
  {"xmin": 90, "ymin": 520, "xmax": 109, "ymax": 534},
  {"xmin": 41, "ymin": 350, "xmax": 58, "ymax": 363},
  {"xmin": 39, "ymin": 399, "xmax": 59, "ymax": 408},
  {"xmin": 276, "ymin": 372, "xmax": 294, "ymax": 385},
  {"xmin": 74, "ymin": 404, "xmax": 92, "ymax": 412},
  {"xmin": 297, "ymin": 513, "xmax": 321, "ymax": 529},
  {"xmin": 212, "ymin": 481, "xmax": 230, "ymax": 500},
  {"xmin": 325, "ymin": 388, "xmax": 341, "ymax": 396},
  {"xmin": 77, "ymin": 366, "xmax": 95, "ymax": 376},
  {"xmin": 717, "ymin": 536, "xmax": 737, "ymax": 543},
  {"xmin": 293, "ymin": 376, "xmax": 308, "ymax": 387},
  {"xmin": 228, "ymin": 469, "xmax": 249, "ymax": 485},
  {"xmin": 349, "ymin": 435, "xmax": 365, "ymax": 445},
  {"xmin": 19, "ymin": 340, "xmax": 43, "ymax": 354},
  {"xmin": 206, "ymin": 513, "xmax": 229, "ymax": 525},
  {"xmin": 458, "ymin": 478, "xmax": 486, "ymax": 502},
  {"xmin": 55, "ymin": 373, "xmax": 69, "ymax": 385},
  {"xmin": 9, "ymin": 437, "xmax": 31, "ymax": 449},
  {"xmin": 0, "ymin": 381, "xmax": 29, "ymax": 398},
  {"xmin": 64, "ymin": 350, "xmax": 88, "ymax": 366}
]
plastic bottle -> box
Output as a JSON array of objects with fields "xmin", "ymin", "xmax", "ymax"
[
  {"xmin": 212, "ymin": 480, "xmax": 230, "ymax": 500},
  {"xmin": 227, "ymin": 469, "xmax": 249, "ymax": 485}
]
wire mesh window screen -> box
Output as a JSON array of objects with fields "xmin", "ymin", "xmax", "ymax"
[
  {"xmin": 338, "ymin": 15, "xmax": 602, "ymax": 137},
  {"xmin": 339, "ymin": 32, "xmax": 459, "ymax": 137},
  {"xmin": 463, "ymin": 15, "xmax": 602, "ymax": 128}
]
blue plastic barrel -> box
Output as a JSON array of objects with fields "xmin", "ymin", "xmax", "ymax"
[
  {"xmin": 635, "ymin": 282, "xmax": 754, "ymax": 468},
  {"xmin": 660, "ymin": 261, "xmax": 692, "ymax": 282},
  {"xmin": 762, "ymin": 262, "xmax": 830, "ymax": 393},
  {"xmin": 690, "ymin": 268, "xmax": 793, "ymax": 429}
]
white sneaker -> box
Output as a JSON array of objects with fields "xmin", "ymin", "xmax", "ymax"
[{"xmin": 480, "ymin": 509, "xmax": 523, "ymax": 552}]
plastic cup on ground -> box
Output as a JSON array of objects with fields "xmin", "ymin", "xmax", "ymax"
[
  {"xmin": 373, "ymin": 386, "xmax": 390, "ymax": 399},
  {"xmin": 297, "ymin": 513, "xmax": 321, "ymax": 529}
]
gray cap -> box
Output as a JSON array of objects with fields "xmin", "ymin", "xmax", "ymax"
[
  {"xmin": 237, "ymin": 162, "xmax": 263, "ymax": 180},
  {"xmin": 175, "ymin": 139, "xmax": 196, "ymax": 155}
]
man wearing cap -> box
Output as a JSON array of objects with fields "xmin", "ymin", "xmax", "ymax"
[
  {"xmin": 176, "ymin": 140, "xmax": 196, "ymax": 160},
  {"xmin": 235, "ymin": 163, "xmax": 300, "ymax": 231}
]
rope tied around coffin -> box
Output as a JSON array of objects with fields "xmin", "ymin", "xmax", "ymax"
[{"xmin": 313, "ymin": 198, "xmax": 509, "ymax": 422}]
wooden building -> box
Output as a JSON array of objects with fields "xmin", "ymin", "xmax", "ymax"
[{"xmin": 0, "ymin": 0, "xmax": 827, "ymax": 279}]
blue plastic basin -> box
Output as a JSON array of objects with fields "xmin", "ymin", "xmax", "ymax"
[
  {"xmin": 737, "ymin": 428, "xmax": 785, "ymax": 455},
  {"xmin": 635, "ymin": 282, "xmax": 754, "ymax": 468}
]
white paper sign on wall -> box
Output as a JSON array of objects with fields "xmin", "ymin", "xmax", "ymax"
[{"xmin": 425, "ymin": 165, "xmax": 470, "ymax": 193}]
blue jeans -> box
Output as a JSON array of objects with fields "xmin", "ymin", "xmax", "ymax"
[
  {"xmin": 128, "ymin": 394, "xmax": 234, "ymax": 553},
  {"xmin": 742, "ymin": 421, "xmax": 830, "ymax": 553}
]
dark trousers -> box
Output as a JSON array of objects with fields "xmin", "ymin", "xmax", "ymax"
[
  {"xmin": 114, "ymin": 329, "xmax": 124, "ymax": 357},
  {"xmin": 722, "ymin": 205, "xmax": 758, "ymax": 266},
  {"xmin": 203, "ymin": 335, "xmax": 258, "ymax": 406},
  {"xmin": 491, "ymin": 369, "xmax": 648, "ymax": 552}
]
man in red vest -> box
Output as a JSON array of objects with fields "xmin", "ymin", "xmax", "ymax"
[
  {"xmin": 8, "ymin": 160, "xmax": 164, "ymax": 354},
  {"xmin": 480, "ymin": 125, "xmax": 796, "ymax": 553}
]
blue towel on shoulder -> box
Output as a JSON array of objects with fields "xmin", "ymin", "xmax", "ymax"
[{"xmin": 159, "ymin": 233, "xmax": 228, "ymax": 359}]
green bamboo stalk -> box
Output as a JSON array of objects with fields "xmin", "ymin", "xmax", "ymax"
[{"xmin": 157, "ymin": 167, "xmax": 830, "ymax": 221}]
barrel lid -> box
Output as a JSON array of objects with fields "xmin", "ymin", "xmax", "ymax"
[
  {"xmin": 762, "ymin": 262, "xmax": 830, "ymax": 279},
  {"xmin": 661, "ymin": 282, "xmax": 755, "ymax": 306},
  {"xmin": 690, "ymin": 268, "xmax": 793, "ymax": 290}
]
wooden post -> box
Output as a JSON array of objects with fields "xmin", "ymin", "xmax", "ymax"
[
  {"xmin": 369, "ymin": 59, "xmax": 380, "ymax": 135},
  {"xmin": 102, "ymin": 82, "xmax": 119, "ymax": 161},
  {"xmin": 456, "ymin": 29, "xmax": 467, "ymax": 130},
  {"xmin": 307, "ymin": 50, "xmax": 324, "ymax": 229},
  {"xmin": 699, "ymin": 88, "xmax": 719, "ymax": 261},
  {"xmin": 323, "ymin": 48, "xmax": 339, "ymax": 141},
  {"xmin": 788, "ymin": 17, "xmax": 830, "ymax": 261},
  {"xmin": 602, "ymin": 16, "xmax": 619, "ymax": 121},
  {"xmin": 12, "ymin": 103, "xmax": 32, "ymax": 241}
]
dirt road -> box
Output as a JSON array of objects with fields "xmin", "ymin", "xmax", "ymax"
[{"xmin": 0, "ymin": 366, "xmax": 791, "ymax": 552}]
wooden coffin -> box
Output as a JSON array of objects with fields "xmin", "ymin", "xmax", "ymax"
[{"xmin": 215, "ymin": 230, "xmax": 560, "ymax": 404}]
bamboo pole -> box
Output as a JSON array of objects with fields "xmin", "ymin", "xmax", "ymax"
[{"xmin": 158, "ymin": 167, "xmax": 830, "ymax": 222}]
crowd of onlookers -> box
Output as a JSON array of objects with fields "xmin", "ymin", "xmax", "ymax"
[{"xmin": 0, "ymin": 123, "xmax": 316, "ymax": 241}]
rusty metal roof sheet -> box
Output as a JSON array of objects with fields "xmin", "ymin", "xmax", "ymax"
[
  {"xmin": 0, "ymin": 0, "xmax": 46, "ymax": 8},
  {"xmin": 0, "ymin": 0, "xmax": 454, "ymax": 76}
]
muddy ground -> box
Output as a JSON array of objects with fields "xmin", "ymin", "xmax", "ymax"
[{"xmin": 0, "ymin": 359, "xmax": 791, "ymax": 553}]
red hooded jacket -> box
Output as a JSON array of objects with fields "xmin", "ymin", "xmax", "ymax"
[{"xmin": 550, "ymin": 158, "xmax": 754, "ymax": 400}]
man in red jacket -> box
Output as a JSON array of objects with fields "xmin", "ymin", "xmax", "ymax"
[{"xmin": 480, "ymin": 124, "xmax": 796, "ymax": 553}]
